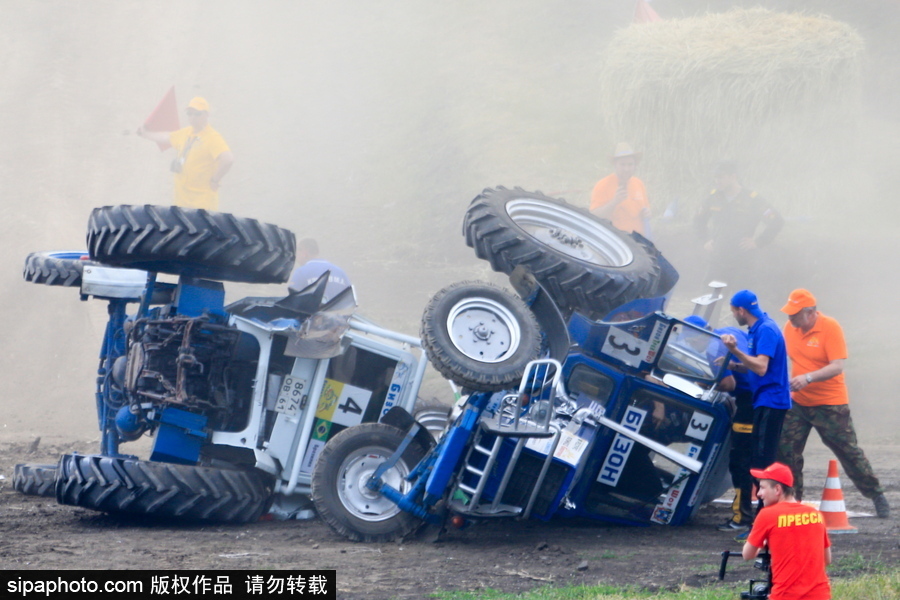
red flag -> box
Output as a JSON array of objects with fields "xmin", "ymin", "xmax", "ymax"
[
  {"xmin": 634, "ymin": 0, "xmax": 661, "ymax": 23},
  {"xmin": 142, "ymin": 86, "xmax": 180, "ymax": 151}
]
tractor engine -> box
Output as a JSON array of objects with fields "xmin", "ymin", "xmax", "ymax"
[{"xmin": 123, "ymin": 315, "xmax": 256, "ymax": 432}]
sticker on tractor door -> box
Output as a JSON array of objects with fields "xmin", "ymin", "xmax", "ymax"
[
  {"xmin": 315, "ymin": 378, "xmax": 373, "ymax": 428},
  {"xmin": 381, "ymin": 361, "xmax": 408, "ymax": 418},
  {"xmin": 601, "ymin": 327, "xmax": 650, "ymax": 368},
  {"xmin": 688, "ymin": 442, "xmax": 720, "ymax": 507},
  {"xmin": 300, "ymin": 440, "xmax": 325, "ymax": 474},
  {"xmin": 685, "ymin": 411, "xmax": 714, "ymax": 441},
  {"xmin": 553, "ymin": 430, "xmax": 589, "ymax": 466},
  {"xmin": 312, "ymin": 418, "xmax": 333, "ymax": 441},
  {"xmin": 644, "ymin": 320, "xmax": 669, "ymax": 364},
  {"xmin": 596, "ymin": 405, "xmax": 647, "ymax": 487},
  {"xmin": 274, "ymin": 375, "xmax": 308, "ymax": 418},
  {"xmin": 651, "ymin": 443, "xmax": 702, "ymax": 524},
  {"xmin": 524, "ymin": 430, "xmax": 589, "ymax": 467},
  {"xmin": 299, "ymin": 419, "xmax": 333, "ymax": 474},
  {"xmin": 525, "ymin": 435, "xmax": 553, "ymax": 456}
]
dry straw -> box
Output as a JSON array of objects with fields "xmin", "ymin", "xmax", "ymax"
[{"xmin": 599, "ymin": 8, "xmax": 864, "ymax": 214}]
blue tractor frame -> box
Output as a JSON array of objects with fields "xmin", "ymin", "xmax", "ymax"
[{"xmin": 314, "ymin": 290, "xmax": 738, "ymax": 540}]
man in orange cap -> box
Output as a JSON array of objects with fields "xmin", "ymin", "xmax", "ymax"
[
  {"xmin": 138, "ymin": 96, "xmax": 234, "ymax": 210},
  {"xmin": 778, "ymin": 289, "xmax": 889, "ymax": 518},
  {"xmin": 589, "ymin": 142, "xmax": 651, "ymax": 236},
  {"xmin": 742, "ymin": 462, "xmax": 831, "ymax": 600}
]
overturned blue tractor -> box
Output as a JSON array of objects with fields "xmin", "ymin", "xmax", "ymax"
[
  {"xmin": 18, "ymin": 188, "xmax": 736, "ymax": 536},
  {"xmin": 309, "ymin": 186, "xmax": 737, "ymax": 541}
]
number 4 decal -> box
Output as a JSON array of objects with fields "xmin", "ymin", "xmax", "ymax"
[
  {"xmin": 328, "ymin": 384, "xmax": 373, "ymax": 428},
  {"xmin": 338, "ymin": 397, "xmax": 363, "ymax": 415}
]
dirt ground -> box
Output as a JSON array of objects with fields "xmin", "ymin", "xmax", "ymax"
[{"xmin": 1, "ymin": 439, "xmax": 897, "ymax": 599}]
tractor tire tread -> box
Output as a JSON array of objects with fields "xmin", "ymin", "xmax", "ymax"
[
  {"xmin": 56, "ymin": 454, "xmax": 273, "ymax": 524},
  {"xmin": 86, "ymin": 205, "xmax": 295, "ymax": 284}
]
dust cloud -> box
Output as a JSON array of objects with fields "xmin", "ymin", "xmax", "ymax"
[{"xmin": 1, "ymin": 1, "xmax": 898, "ymax": 451}]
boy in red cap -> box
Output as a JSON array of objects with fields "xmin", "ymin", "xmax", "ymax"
[
  {"xmin": 777, "ymin": 288, "xmax": 889, "ymax": 518},
  {"xmin": 743, "ymin": 462, "xmax": 831, "ymax": 600}
]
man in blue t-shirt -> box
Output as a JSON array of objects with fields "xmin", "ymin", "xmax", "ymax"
[{"xmin": 720, "ymin": 290, "xmax": 791, "ymax": 535}]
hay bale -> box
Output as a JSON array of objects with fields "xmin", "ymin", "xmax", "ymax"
[{"xmin": 598, "ymin": 8, "xmax": 864, "ymax": 214}]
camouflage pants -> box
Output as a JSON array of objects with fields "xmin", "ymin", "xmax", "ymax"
[{"xmin": 777, "ymin": 404, "xmax": 883, "ymax": 501}]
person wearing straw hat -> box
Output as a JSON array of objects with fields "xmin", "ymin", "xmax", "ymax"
[
  {"xmin": 694, "ymin": 161, "xmax": 783, "ymax": 289},
  {"xmin": 138, "ymin": 96, "xmax": 234, "ymax": 210},
  {"xmin": 742, "ymin": 462, "xmax": 831, "ymax": 600},
  {"xmin": 589, "ymin": 142, "xmax": 651, "ymax": 236},
  {"xmin": 777, "ymin": 288, "xmax": 890, "ymax": 518}
]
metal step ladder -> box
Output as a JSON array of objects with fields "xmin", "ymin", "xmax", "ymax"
[{"xmin": 448, "ymin": 359, "xmax": 564, "ymax": 518}]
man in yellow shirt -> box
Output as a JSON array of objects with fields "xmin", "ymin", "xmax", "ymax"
[
  {"xmin": 138, "ymin": 97, "xmax": 234, "ymax": 210},
  {"xmin": 589, "ymin": 142, "xmax": 651, "ymax": 236}
]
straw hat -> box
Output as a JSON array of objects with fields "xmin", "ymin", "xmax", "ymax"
[{"xmin": 610, "ymin": 142, "xmax": 642, "ymax": 163}]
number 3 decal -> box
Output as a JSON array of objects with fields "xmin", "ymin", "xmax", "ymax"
[
  {"xmin": 601, "ymin": 327, "xmax": 650, "ymax": 367},
  {"xmin": 686, "ymin": 411, "xmax": 713, "ymax": 441},
  {"xmin": 608, "ymin": 335, "xmax": 641, "ymax": 356}
]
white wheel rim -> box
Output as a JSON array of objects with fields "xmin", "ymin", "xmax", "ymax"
[
  {"xmin": 506, "ymin": 198, "xmax": 635, "ymax": 266},
  {"xmin": 446, "ymin": 297, "xmax": 522, "ymax": 364},
  {"xmin": 338, "ymin": 446, "xmax": 410, "ymax": 522},
  {"xmin": 415, "ymin": 411, "xmax": 450, "ymax": 438}
]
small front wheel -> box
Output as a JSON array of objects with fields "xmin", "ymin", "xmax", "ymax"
[
  {"xmin": 23, "ymin": 251, "xmax": 92, "ymax": 287},
  {"xmin": 421, "ymin": 281, "xmax": 542, "ymax": 392},
  {"xmin": 13, "ymin": 463, "xmax": 58, "ymax": 497},
  {"xmin": 311, "ymin": 423, "xmax": 426, "ymax": 543}
]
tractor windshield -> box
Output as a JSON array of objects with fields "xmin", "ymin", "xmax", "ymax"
[{"xmin": 655, "ymin": 322, "xmax": 728, "ymax": 385}]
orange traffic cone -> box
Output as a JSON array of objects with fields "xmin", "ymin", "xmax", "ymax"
[{"xmin": 819, "ymin": 459, "xmax": 857, "ymax": 534}]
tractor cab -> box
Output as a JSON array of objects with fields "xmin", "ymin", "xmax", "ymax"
[{"xmin": 446, "ymin": 308, "xmax": 735, "ymax": 528}]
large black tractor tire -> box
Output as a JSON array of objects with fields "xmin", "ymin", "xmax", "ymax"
[
  {"xmin": 311, "ymin": 423, "xmax": 427, "ymax": 543},
  {"xmin": 13, "ymin": 463, "xmax": 58, "ymax": 497},
  {"xmin": 56, "ymin": 454, "xmax": 273, "ymax": 523},
  {"xmin": 23, "ymin": 251, "xmax": 92, "ymax": 287},
  {"xmin": 421, "ymin": 281, "xmax": 542, "ymax": 392},
  {"xmin": 412, "ymin": 398, "xmax": 453, "ymax": 441},
  {"xmin": 87, "ymin": 205, "xmax": 295, "ymax": 284},
  {"xmin": 463, "ymin": 187, "xmax": 666, "ymax": 319}
]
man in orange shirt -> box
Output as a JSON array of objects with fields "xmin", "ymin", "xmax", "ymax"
[
  {"xmin": 778, "ymin": 289, "xmax": 889, "ymax": 518},
  {"xmin": 743, "ymin": 462, "xmax": 831, "ymax": 600},
  {"xmin": 589, "ymin": 142, "xmax": 651, "ymax": 236}
]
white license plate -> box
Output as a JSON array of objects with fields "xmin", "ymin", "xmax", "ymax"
[{"xmin": 274, "ymin": 375, "xmax": 308, "ymax": 417}]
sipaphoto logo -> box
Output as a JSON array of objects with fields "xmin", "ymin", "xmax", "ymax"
[{"xmin": 6, "ymin": 576, "xmax": 142, "ymax": 596}]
